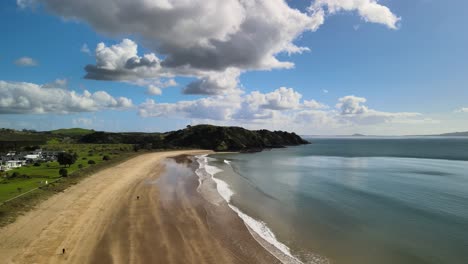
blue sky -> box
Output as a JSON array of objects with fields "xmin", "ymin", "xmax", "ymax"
[{"xmin": 1, "ymin": 0, "xmax": 467, "ymax": 135}]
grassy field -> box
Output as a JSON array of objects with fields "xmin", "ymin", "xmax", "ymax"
[
  {"xmin": 0, "ymin": 148, "xmax": 145, "ymax": 227},
  {"xmin": 0, "ymin": 143, "xmax": 133, "ymax": 203}
]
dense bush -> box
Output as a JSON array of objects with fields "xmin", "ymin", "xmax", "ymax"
[
  {"xmin": 88, "ymin": 160, "xmax": 96, "ymax": 165},
  {"xmin": 8, "ymin": 172, "xmax": 21, "ymax": 179},
  {"xmin": 59, "ymin": 168, "xmax": 68, "ymax": 177},
  {"xmin": 102, "ymin": 155, "xmax": 111, "ymax": 161},
  {"xmin": 57, "ymin": 152, "xmax": 77, "ymax": 167},
  {"xmin": 33, "ymin": 162, "xmax": 41, "ymax": 167}
]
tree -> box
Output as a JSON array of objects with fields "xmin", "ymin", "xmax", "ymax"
[
  {"xmin": 57, "ymin": 152, "xmax": 77, "ymax": 167},
  {"xmin": 59, "ymin": 168, "xmax": 68, "ymax": 177}
]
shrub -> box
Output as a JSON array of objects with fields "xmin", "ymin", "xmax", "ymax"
[
  {"xmin": 88, "ymin": 160, "xmax": 96, "ymax": 165},
  {"xmin": 102, "ymin": 155, "xmax": 111, "ymax": 161},
  {"xmin": 33, "ymin": 162, "xmax": 41, "ymax": 167},
  {"xmin": 59, "ymin": 168, "xmax": 68, "ymax": 177},
  {"xmin": 82, "ymin": 157, "xmax": 87, "ymax": 160},
  {"xmin": 78, "ymin": 164, "xmax": 84, "ymax": 169},
  {"xmin": 57, "ymin": 152, "xmax": 77, "ymax": 167}
]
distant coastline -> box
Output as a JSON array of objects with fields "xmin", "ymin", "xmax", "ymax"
[{"xmin": 302, "ymin": 131, "xmax": 468, "ymax": 138}]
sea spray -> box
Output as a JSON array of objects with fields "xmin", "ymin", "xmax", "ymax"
[{"xmin": 194, "ymin": 155, "xmax": 306, "ymax": 264}]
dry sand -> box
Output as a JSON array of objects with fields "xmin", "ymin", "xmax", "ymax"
[{"xmin": 0, "ymin": 150, "xmax": 279, "ymax": 264}]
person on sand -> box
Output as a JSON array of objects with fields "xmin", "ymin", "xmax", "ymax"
[
  {"xmin": 62, "ymin": 248, "xmax": 65, "ymax": 254},
  {"xmin": 137, "ymin": 196, "xmax": 139, "ymax": 200}
]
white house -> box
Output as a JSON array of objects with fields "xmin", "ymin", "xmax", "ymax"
[
  {"xmin": 24, "ymin": 154, "xmax": 41, "ymax": 160},
  {"xmin": 5, "ymin": 160, "xmax": 26, "ymax": 170}
]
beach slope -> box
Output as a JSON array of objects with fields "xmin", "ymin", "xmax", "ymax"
[{"xmin": 0, "ymin": 150, "xmax": 278, "ymax": 264}]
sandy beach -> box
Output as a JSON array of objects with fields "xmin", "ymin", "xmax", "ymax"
[{"xmin": 0, "ymin": 150, "xmax": 279, "ymax": 264}]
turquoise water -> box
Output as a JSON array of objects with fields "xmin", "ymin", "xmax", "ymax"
[{"xmin": 210, "ymin": 137, "xmax": 468, "ymax": 264}]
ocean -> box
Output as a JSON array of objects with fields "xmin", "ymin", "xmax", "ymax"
[{"xmin": 199, "ymin": 137, "xmax": 468, "ymax": 264}]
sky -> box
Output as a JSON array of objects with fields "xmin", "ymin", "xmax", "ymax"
[{"xmin": 0, "ymin": 0, "xmax": 467, "ymax": 135}]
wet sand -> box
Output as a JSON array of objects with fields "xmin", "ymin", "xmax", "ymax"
[{"xmin": 0, "ymin": 151, "xmax": 279, "ymax": 264}]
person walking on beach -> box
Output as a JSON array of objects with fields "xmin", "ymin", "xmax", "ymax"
[
  {"xmin": 62, "ymin": 248, "xmax": 66, "ymax": 254},
  {"xmin": 137, "ymin": 196, "xmax": 140, "ymax": 200}
]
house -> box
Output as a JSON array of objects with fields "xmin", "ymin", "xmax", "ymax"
[
  {"xmin": 0, "ymin": 151, "xmax": 28, "ymax": 170},
  {"xmin": 0, "ymin": 148, "xmax": 63, "ymax": 171},
  {"xmin": 24, "ymin": 154, "xmax": 41, "ymax": 161},
  {"xmin": 42, "ymin": 150, "xmax": 62, "ymax": 161},
  {"xmin": 1, "ymin": 152, "xmax": 22, "ymax": 163},
  {"xmin": 5, "ymin": 160, "xmax": 26, "ymax": 170}
]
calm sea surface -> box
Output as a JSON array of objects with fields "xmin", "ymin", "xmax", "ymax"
[{"xmin": 210, "ymin": 137, "xmax": 468, "ymax": 264}]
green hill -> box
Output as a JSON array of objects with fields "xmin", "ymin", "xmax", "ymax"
[
  {"xmin": 50, "ymin": 128, "xmax": 95, "ymax": 136},
  {"xmin": 1, "ymin": 125, "xmax": 309, "ymax": 152},
  {"xmin": 79, "ymin": 125, "xmax": 309, "ymax": 151},
  {"xmin": 163, "ymin": 125, "xmax": 309, "ymax": 151}
]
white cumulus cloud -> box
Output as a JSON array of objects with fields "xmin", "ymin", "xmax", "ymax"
[
  {"xmin": 304, "ymin": 99, "xmax": 329, "ymax": 109},
  {"xmin": 146, "ymin": 85, "xmax": 162, "ymax": 96},
  {"xmin": 19, "ymin": 0, "xmax": 400, "ymax": 95},
  {"xmin": 0, "ymin": 80, "xmax": 133, "ymax": 114},
  {"xmin": 138, "ymin": 86, "xmax": 422, "ymax": 128},
  {"xmin": 336, "ymin": 95, "xmax": 369, "ymax": 115},
  {"xmin": 335, "ymin": 95, "xmax": 421, "ymax": 125},
  {"xmin": 310, "ymin": 0, "xmax": 401, "ymax": 29}
]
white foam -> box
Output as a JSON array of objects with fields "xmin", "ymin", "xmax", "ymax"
[
  {"xmin": 213, "ymin": 177, "xmax": 234, "ymax": 202},
  {"xmin": 229, "ymin": 205, "xmax": 303, "ymax": 264},
  {"xmin": 224, "ymin": 159, "xmax": 231, "ymax": 165},
  {"xmin": 205, "ymin": 163, "xmax": 223, "ymax": 176},
  {"xmin": 193, "ymin": 155, "xmax": 305, "ymax": 264}
]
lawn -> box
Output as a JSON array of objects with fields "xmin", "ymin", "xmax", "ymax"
[{"xmin": 0, "ymin": 143, "xmax": 133, "ymax": 203}]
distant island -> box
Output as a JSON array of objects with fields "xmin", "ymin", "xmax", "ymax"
[
  {"xmin": 435, "ymin": 131, "xmax": 468, "ymax": 137},
  {"xmin": 0, "ymin": 125, "xmax": 309, "ymax": 152}
]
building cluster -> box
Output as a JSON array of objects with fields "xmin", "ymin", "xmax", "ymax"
[{"xmin": 0, "ymin": 149, "xmax": 63, "ymax": 171}]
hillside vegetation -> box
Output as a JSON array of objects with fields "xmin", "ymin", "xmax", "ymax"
[
  {"xmin": 50, "ymin": 128, "xmax": 95, "ymax": 136},
  {"xmin": 1, "ymin": 125, "xmax": 309, "ymax": 152},
  {"xmin": 79, "ymin": 125, "xmax": 309, "ymax": 151}
]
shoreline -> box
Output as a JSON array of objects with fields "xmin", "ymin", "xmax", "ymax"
[
  {"xmin": 195, "ymin": 154, "xmax": 306, "ymax": 264},
  {"xmin": 0, "ymin": 150, "xmax": 280, "ymax": 264},
  {"xmin": 88, "ymin": 153, "xmax": 279, "ymax": 263}
]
